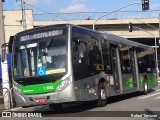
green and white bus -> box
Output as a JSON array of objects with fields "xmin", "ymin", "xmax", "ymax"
[{"xmin": 2, "ymin": 24, "xmax": 158, "ymax": 109}]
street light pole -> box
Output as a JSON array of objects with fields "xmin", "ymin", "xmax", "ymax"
[
  {"xmin": 93, "ymin": 2, "xmax": 141, "ymax": 30},
  {"xmin": 133, "ymin": 26, "xmax": 159, "ymax": 78}
]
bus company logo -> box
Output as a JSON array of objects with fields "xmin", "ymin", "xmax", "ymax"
[{"xmin": 2, "ymin": 112, "xmax": 11, "ymax": 117}]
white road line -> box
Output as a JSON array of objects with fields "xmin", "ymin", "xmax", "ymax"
[
  {"xmin": 155, "ymin": 89, "xmax": 160, "ymax": 92},
  {"xmin": 138, "ymin": 91, "xmax": 160, "ymax": 99},
  {"xmin": 154, "ymin": 96, "xmax": 160, "ymax": 99}
]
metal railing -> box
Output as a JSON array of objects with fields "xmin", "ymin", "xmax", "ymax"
[{"xmin": 33, "ymin": 10, "xmax": 160, "ymax": 21}]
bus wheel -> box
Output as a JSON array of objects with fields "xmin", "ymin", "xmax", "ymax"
[
  {"xmin": 143, "ymin": 78, "xmax": 148, "ymax": 95},
  {"xmin": 97, "ymin": 82, "xmax": 107, "ymax": 107},
  {"xmin": 49, "ymin": 103, "xmax": 62, "ymax": 110}
]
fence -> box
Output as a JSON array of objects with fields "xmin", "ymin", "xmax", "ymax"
[{"xmin": 33, "ymin": 10, "xmax": 160, "ymax": 21}]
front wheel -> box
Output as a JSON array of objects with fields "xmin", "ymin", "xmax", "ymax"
[{"xmin": 96, "ymin": 82, "xmax": 107, "ymax": 107}]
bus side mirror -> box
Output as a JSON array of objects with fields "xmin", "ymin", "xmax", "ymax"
[{"xmin": 1, "ymin": 43, "xmax": 8, "ymax": 62}]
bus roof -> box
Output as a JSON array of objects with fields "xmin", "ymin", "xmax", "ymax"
[{"xmin": 72, "ymin": 24, "xmax": 153, "ymax": 50}]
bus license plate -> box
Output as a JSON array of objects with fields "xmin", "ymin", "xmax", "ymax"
[{"xmin": 35, "ymin": 98, "xmax": 46, "ymax": 103}]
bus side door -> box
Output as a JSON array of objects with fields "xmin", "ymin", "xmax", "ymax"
[
  {"xmin": 130, "ymin": 49, "xmax": 139, "ymax": 90},
  {"xmin": 110, "ymin": 45, "xmax": 122, "ymax": 92}
]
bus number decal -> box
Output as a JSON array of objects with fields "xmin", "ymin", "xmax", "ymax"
[{"xmin": 44, "ymin": 86, "xmax": 54, "ymax": 90}]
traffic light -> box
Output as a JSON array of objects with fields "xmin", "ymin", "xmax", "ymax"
[
  {"xmin": 128, "ymin": 22, "xmax": 133, "ymax": 32},
  {"xmin": 142, "ymin": 0, "xmax": 149, "ymax": 10}
]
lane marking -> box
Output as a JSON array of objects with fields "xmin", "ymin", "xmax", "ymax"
[
  {"xmin": 154, "ymin": 96, "xmax": 160, "ymax": 99},
  {"xmin": 155, "ymin": 89, "xmax": 160, "ymax": 92},
  {"xmin": 138, "ymin": 91, "xmax": 160, "ymax": 99}
]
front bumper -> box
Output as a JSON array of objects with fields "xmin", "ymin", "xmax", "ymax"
[{"xmin": 14, "ymin": 84, "xmax": 76, "ymax": 107}]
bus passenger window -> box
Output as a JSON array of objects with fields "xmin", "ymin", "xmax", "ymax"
[
  {"xmin": 72, "ymin": 40, "xmax": 90, "ymax": 80},
  {"xmin": 120, "ymin": 49, "xmax": 132, "ymax": 73},
  {"xmin": 89, "ymin": 44, "xmax": 103, "ymax": 71},
  {"xmin": 137, "ymin": 57, "xmax": 145, "ymax": 73},
  {"xmin": 102, "ymin": 40, "xmax": 111, "ymax": 73},
  {"xmin": 143, "ymin": 54, "xmax": 154, "ymax": 73},
  {"xmin": 73, "ymin": 41, "xmax": 88, "ymax": 65}
]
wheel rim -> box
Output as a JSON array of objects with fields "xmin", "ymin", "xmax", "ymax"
[
  {"xmin": 100, "ymin": 89, "xmax": 106, "ymax": 100},
  {"xmin": 144, "ymin": 81, "xmax": 148, "ymax": 92}
]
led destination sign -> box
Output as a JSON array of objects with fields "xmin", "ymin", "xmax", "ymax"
[{"xmin": 19, "ymin": 29, "xmax": 63, "ymax": 41}]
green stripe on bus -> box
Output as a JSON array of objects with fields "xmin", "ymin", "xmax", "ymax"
[
  {"xmin": 139, "ymin": 76, "xmax": 144, "ymax": 88},
  {"xmin": 17, "ymin": 79, "xmax": 62, "ymax": 95},
  {"xmin": 125, "ymin": 77, "xmax": 133, "ymax": 89},
  {"xmin": 147, "ymin": 75, "xmax": 156, "ymax": 86}
]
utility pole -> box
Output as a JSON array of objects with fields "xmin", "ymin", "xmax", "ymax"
[
  {"xmin": 21, "ymin": 0, "xmax": 27, "ymax": 30},
  {"xmin": 0, "ymin": 0, "xmax": 10, "ymax": 109}
]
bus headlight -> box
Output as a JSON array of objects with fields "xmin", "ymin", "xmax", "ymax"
[
  {"xmin": 13, "ymin": 85, "xmax": 23, "ymax": 95},
  {"xmin": 57, "ymin": 76, "xmax": 71, "ymax": 91}
]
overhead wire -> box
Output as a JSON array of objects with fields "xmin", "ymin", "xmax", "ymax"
[
  {"xmin": 24, "ymin": 1, "xmax": 77, "ymax": 24},
  {"xmin": 50, "ymin": 0, "xmax": 54, "ymax": 12},
  {"xmin": 16, "ymin": 0, "xmax": 34, "ymax": 27},
  {"xmin": 25, "ymin": 0, "xmax": 54, "ymax": 12},
  {"xmin": 17, "ymin": 0, "xmax": 77, "ymax": 25}
]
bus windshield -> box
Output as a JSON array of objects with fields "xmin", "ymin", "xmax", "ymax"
[{"xmin": 13, "ymin": 34, "xmax": 67, "ymax": 79}]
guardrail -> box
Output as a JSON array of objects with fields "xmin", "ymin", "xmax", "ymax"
[{"xmin": 33, "ymin": 10, "xmax": 160, "ymax": 21}]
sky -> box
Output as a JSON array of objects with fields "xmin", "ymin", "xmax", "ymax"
[{"xmin": 3, "ymin": 0, "xmax": 160, "ymax": 14}]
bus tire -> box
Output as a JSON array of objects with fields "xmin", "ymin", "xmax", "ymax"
[
  {"xmin": 49, "ymin": 103, "xmax": 62, "ymax": 110},
  {"xmin": 96, "ymin": 82, "xmax": 107, "ymax": 107},
  {"xmin": 143, "ymin": 78, "xmax": 148, "ymax": 95}
]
